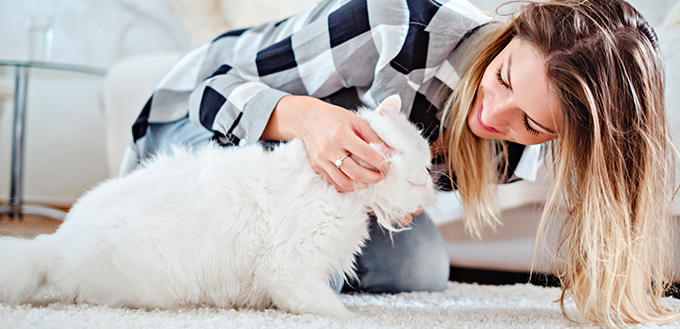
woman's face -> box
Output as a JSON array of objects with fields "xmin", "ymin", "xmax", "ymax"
[{"xmin": 468, "ymin": 38, "xmax": 561, "ymax": 145}]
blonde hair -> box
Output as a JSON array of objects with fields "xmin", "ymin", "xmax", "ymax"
[
  {"xmin": 440, "ymin": 24, "xmax": 514, "ymax": 236},
  {"xmin": 441, "ymin": 0, "xmax": 680, "ymax": 325}
]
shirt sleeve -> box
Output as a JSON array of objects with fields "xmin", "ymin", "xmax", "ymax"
[{"xmin": 185, "ymin": 0, "xmax": 412, "ymax": 146}]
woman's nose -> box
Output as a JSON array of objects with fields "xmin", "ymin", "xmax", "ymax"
[{"xmin": 483, "ymin": 99, "xmax": 516, "ymax": 129}]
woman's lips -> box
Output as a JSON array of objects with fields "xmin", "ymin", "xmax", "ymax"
[{"xmin": 478, "ymin": 105, "xmax": 500, "ymax": 133}]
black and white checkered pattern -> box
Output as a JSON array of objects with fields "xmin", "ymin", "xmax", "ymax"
[
  {"xmin": 132, "ymin": 0, "xmax": 492, "ymax": 145},
  {"xmin": 129, "ymin": 0, "xmax": 544, "ymax": 183}
]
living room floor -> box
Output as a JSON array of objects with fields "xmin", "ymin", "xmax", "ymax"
[{"xmin": 0, "ymin": 214, "xmax": 61, "ymax": 237}]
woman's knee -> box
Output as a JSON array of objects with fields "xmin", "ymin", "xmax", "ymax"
[
  {"xmin": 389, "ymin": 225, "xmax": 450, "ymax": 292},
  {"xmin": 355, "ymin": 212, "xmax": 450, "ymax": 293}
]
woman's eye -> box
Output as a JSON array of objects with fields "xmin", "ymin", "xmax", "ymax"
[
  {"xmin": 523, "ymin": 113, "xmax": 540, "ymax": 136},
  {"xmin": 495, "ymin": 67, "xmax": 510, "ymax": 89}
]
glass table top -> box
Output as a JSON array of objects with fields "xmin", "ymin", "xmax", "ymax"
[{"xmin": 0, "ymin": 60, "xmax": 107, "ymax": 76}]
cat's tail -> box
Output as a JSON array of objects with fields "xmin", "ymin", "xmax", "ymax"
[{"xmin": 0, "ymin": 234, "xmax": 57, "ymax": 304}]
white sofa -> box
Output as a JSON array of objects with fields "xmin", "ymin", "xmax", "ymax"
[{"xmin": 102, "ymin": 0, "xmax": 680, "ymax": 277}]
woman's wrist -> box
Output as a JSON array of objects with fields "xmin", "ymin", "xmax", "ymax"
[{"xmin": 262, "ymin": 95, "xmax": 312, "ymax": 141}]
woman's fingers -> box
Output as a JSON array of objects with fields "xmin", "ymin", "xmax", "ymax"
[
  {"xmin": 316, "ymin": 122, "xmax": 387, "ymax": 190},
  {"xmin": 294, "ymin": 96, "xmax": 391, "ymax": 192},
  {"xmin": 350, "ymin": 119, "xmax": 390, "ymax": 174},
  {"xmin": 324, "ymin": 157, "xmax": 367, "ymax": 192},
  {"xmin": 336, "ymin": 155, "xmax": 383, "ymax": 184},
  {"xmin": 401, "ymin": 214, "xmax": 414, "ymax": 226},
  {"xmin": 399, "ymin": 209, "xmax": 423, "ymax": 226}
]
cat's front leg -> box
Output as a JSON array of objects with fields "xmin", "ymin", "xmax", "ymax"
[{"xmin": 269, "ymin": 280, "xmax": 355, "ymax": 318}]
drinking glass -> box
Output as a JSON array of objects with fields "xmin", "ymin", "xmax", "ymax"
[{"xmin": 28, "ymin": 16, "xmax": 54, "ymax": 62}]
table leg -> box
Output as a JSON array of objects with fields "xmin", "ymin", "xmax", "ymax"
[
  {"xmin": 0, "ymin": 64, "xmax": 93, "ymax": 222},
  {"xmin": 6, "ymin": 66, "xmax": 28, "ymax": 220},
  {"xmin": 0, "ymin": 65, "xmax": 67, "ymax": 221}
]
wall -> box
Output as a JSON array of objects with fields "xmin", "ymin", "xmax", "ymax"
[
  {"xmin": 0, "ymin": 0, "xmax": 675, "ymax": 206},
  {"xmin": 0, "ymin": 0, "xmax": 190, "ymax": 205}
]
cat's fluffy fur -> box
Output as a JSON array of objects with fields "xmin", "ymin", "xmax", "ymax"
[{"xmin": 0, "ymin": 96, "xmax": 434, "ymax": 317}]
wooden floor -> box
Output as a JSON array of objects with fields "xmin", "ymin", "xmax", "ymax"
[{"xmin": 0, "ymin": 214, "xmax": 62, "ymax": 237}]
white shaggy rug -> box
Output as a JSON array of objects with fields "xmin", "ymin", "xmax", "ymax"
[{"xmin": 2, "ymin": 282, "xmax": 680, "ymax": 329}]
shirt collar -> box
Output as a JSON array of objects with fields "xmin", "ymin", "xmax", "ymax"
[{"xmin": 512, "ymin": 143, "xmax": 545, "ymax": 182}]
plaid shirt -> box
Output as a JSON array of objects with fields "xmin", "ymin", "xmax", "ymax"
[{"xmin": 130, "ymin": 0, "xmax": 543, "ymax": 184}]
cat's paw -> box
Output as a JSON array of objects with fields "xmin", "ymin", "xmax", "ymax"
[
  {"xmin": 293, "ymin": 303, "xmax": 355, "ymax": 318},
  {"xmin": 270, "ymin": 283, "xmax": 355, "ymax": 318},
  {"xmin": 328, "ymin": 307, "xmax": 356, "ymax": 319}
]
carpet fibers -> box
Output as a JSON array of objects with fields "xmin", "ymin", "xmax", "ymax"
[{"xmin": 2, "ymin": 282, "xmax": 680, "ymax": 329}]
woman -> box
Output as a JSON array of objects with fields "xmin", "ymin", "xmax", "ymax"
[{"xmin": 122, "ymin": 0, "xmax": 679, "ymax": 325}]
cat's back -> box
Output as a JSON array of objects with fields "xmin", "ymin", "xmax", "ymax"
[
  {"xmin": 195, "ymin": 140, "xmax": 319, "ymax": 203},
  {"xmin": 63, "ymin": 143, "xmax": 268, "ymax": 222}
]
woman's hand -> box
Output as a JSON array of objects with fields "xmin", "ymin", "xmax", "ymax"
[
  {"xmin": 299, "ymin": 98, "xmax": 390, "ymax": 192},
  {"xmin": 263, "ymin": 95, "xmax": 389, "ymax": 192},
  {"xmin": 369, "ymin": 208, "xmax": 423, "ymax": 226},
  {"xmin": 401, "ymin": 208, "xmax": 424, "ymax": 226}
]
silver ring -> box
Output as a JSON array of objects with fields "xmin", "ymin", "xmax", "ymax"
[{"xmin": 334, "ymin": 155, "xmax": 349, "ymax": 169}]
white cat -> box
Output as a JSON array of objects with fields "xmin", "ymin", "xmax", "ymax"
[{"xmin": 0, "ymin": 95, "xmax": 434, "ymax": 318}]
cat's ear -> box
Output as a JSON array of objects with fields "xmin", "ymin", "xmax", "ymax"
[{"xmin": 377, "ymin": 95, "xmax": 401, "ymax": 116}]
